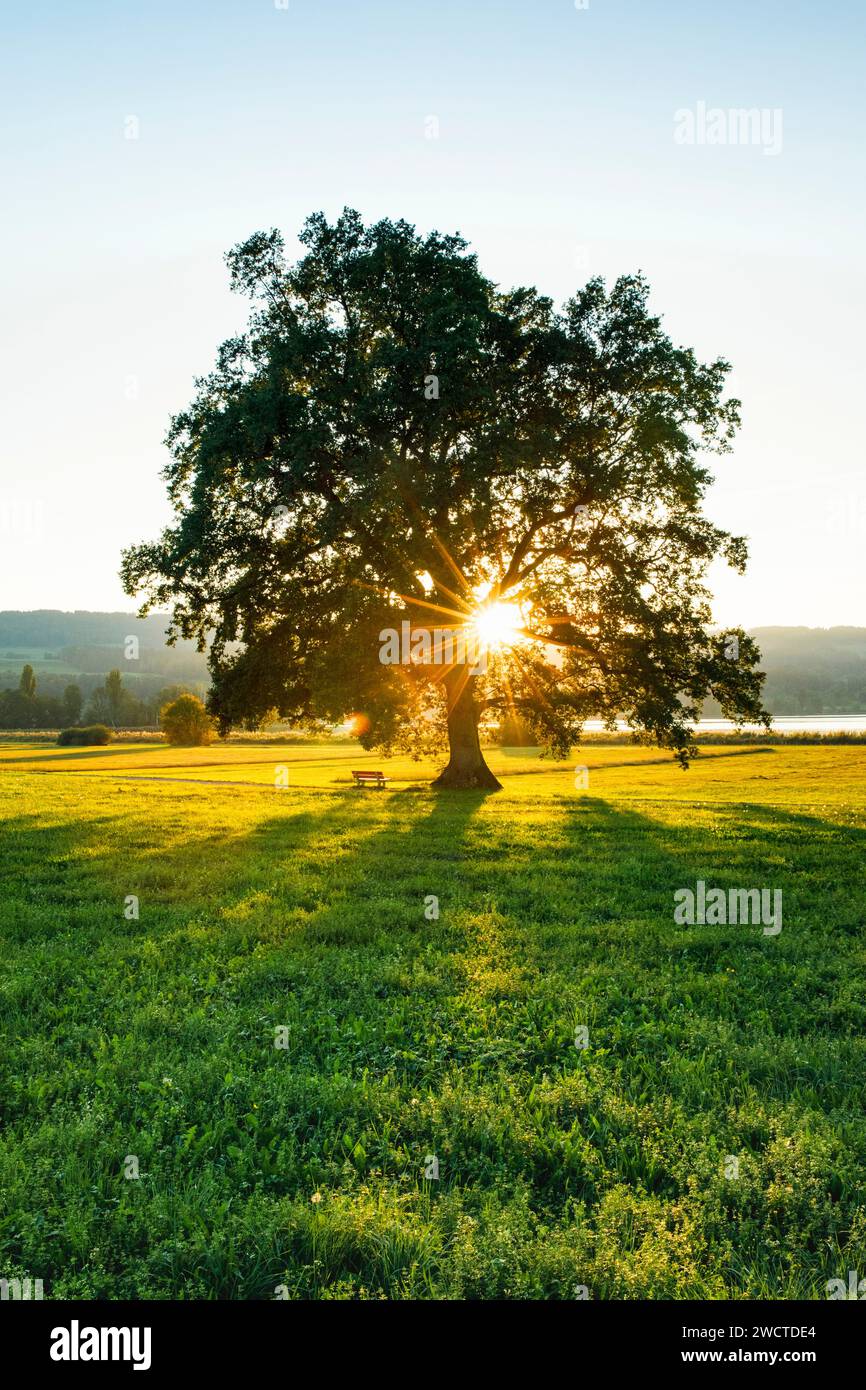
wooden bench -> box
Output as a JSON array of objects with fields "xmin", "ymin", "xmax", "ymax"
[{"xmin": 351, "ymin": 769, "xmax": 389, "ymax": 788}]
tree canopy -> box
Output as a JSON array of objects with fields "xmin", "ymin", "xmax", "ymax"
[{"xmin": 121, "ymin": 208, "xmax": 768, "ymax": 786}]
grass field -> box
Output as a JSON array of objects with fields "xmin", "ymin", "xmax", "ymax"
[
  {"xmin": 0, "ymin": 650, "xmax": 82, "ymax": 678},
  {"xmin": 1, "ymin": 739, "xmax": 865, "ymax": 1299}
]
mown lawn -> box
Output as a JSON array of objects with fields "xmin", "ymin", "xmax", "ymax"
[{"xmin": 1, "ymin": 740, "xmax": 865, "ymax": 1299}]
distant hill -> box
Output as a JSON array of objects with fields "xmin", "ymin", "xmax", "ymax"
[
  {"xmin": 0, "ymin": 610, "xmax": 208, "ymax": 702},
  {"xmin": 737, "ymin": 626, "xmax": 866, "ymax": 716},
  {"xmin": 0, "ymin": 610, "xmax": 183, "ymax": 649},
  {"xmin": 1, "ymin": 613, "xmax": 865, "ymax": 716}
]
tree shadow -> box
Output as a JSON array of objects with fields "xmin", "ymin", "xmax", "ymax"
[
  {"xmin": 0, "ymin": 746, "xmax": 168, "ymax": 765},
  {"xmin": 4, "ymin": 777, "xmax": 864, "ymax": 1297},
  {"xmin": 0, "ymin": 782, "xmax": 491, "ymax": 955},
  {"xmin": 731, "ymin": 799, "xmax": 866, "ymax": 845},
  {"xmin": 492, "ymin": 745, "xmax": 776, "ymax": 778},
  {"xmin": 547, "ymin": 792, "xmax": 866, "ymax": 1048}
]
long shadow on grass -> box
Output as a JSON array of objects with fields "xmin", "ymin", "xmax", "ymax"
[
  {"xmin": 0, "ymin": 785, "xmax": 494, "ymax": 1001},
  {"xmin": 497, "ymin": 745, "xmax": 776, "ymax": 775},
  {"xmin": 5, "ymin": 786, "xmax": 863, "ymax": 1298},
  {"xmin": 549, "ymin": 795, "xmax": 866, "ymax": 1089},
  {"xmin": 732, "ymin": 799, "xmax": 866, "ymax": 846},
  {"xmin": 456, "ymin": 793, "xmax": 866, "ymax": 1158},
  {"xmin": 0, "ymin": 746, "xmax": 173, "ymax": 765}
]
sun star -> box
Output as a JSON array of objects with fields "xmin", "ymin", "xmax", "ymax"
[{"xmin": 471, "ymin": 600, "xmax": 525, "ymax": 652}]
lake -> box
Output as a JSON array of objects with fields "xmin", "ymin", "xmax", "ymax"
[{"xmin": 582, "ymin": 716, "xmax": 866, "ymax": 734}]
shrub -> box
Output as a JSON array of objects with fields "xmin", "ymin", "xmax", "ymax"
[
  {"xmin": 56, "ymin": 724, "xmax": 112, "ymax": 746},
  {"xmin": 159, "ymin": 693, "xmax": 215, "ymax": 746}
]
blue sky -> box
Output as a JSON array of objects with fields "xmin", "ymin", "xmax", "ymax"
[{"xmin": 1, "ymin": 0, "xmax": 864, "ymax": 623}]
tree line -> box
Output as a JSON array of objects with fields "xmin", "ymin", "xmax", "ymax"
[{"xmin": 0, "ymin": 665, "xmax": 194, "ymax": 730}]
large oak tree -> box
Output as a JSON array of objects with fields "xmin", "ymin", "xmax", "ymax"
[{"xmin": 121, "ymin": 209, "xmax": 768, "ymax": 788}]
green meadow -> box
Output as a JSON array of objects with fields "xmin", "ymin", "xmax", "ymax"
[{"xmin": 1, "ymin": 740, "xmax": 865, "ymax": 1299}]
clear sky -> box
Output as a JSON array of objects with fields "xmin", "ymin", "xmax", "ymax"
[{"xmin": 1, "ymin": 0, "xmax": 863, "ymax": 624}]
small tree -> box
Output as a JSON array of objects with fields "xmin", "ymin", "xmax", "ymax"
[
  {"xmin": 150, "ymin": 684, "xmax": 195, "ymax": 723},
  {"xmin": 84, "ymin": 670, "xmax": 147, "ymax": 728},
  {"xmin": 104, "ymin": 669, "xmax": 124, "ymax": 728},
  {"xmin": 62, "ymin": 684, "xmax": 83, "ymax": 726},
  {"xmin": 160, "ymin": 693, "xmax": 214, "ymax": 746},
  {"xmin": 19, "ymin": 664, "xmax": 36, "ymax": 700}
]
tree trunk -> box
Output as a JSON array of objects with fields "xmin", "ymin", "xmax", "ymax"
[{"xmin": 431, "ymin": 669, "xmax": 502, "ymax": 790}]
